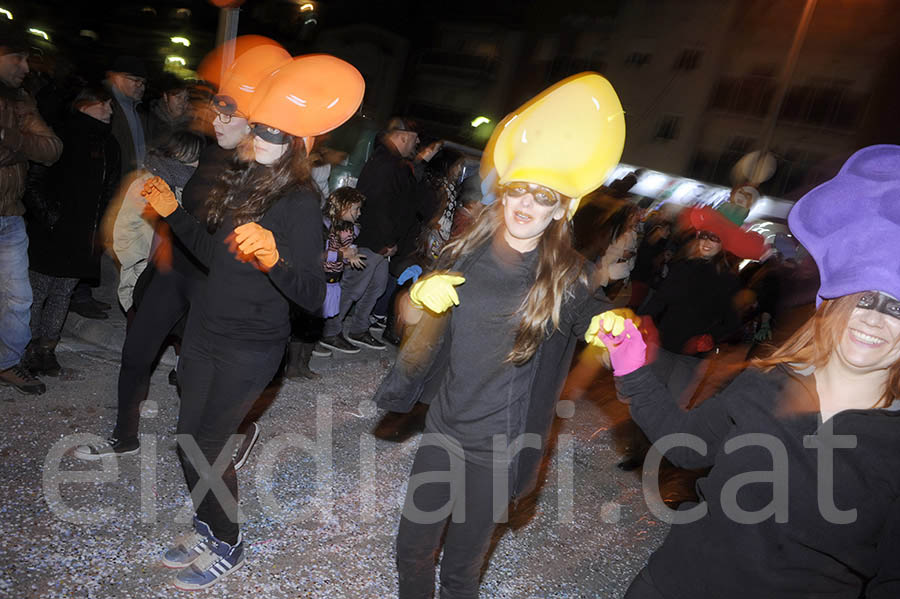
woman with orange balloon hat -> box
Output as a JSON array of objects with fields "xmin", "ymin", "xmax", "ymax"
[
  {"xmin": 141, "ymin": 54, "xmax": 364, "ymax": 591},
  {"xmin": 372, "ymin": 73, "xmax": 626, "ymax": 598}
]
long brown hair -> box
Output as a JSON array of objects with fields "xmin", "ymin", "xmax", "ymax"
[
  {"xmin": 437, "ymin": 200, "xmax": 589, "ymax": 365},
  {"xmin": 753, "ymin": 293, "xmax": 900, "ymax": 408},
  {"xmin": 206, "ymin": 135, "xmax": 316, "ymax": 231}
]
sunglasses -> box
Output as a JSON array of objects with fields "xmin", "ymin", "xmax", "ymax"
[
  {"xmin": 210, "ymin": 97, "xmax": 246, "ymax": 124},
  {"xmin": 500, "ymin": 182, "xmax": 561, "ymax": 207},
  {"xmin": 250, "ymin": 123, "xmax": 290, "ymax": 145},
  {"xmin": 857, "ymin": 291, "xmax": 900, "ymax": 321},
  {"xmin": 697, "ymin": 230, "xmax": 721, "ymax": 243}
]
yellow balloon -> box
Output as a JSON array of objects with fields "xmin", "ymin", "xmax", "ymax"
[{"xmin": 480, "ymin": 72, "xmax": 626, "ymax": 218}]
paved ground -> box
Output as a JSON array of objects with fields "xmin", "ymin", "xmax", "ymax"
[{"xmin": 0, "ymin": 258, "xmax": 759, "ymax": 598}]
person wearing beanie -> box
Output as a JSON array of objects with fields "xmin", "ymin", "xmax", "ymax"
[
  {"xmin": 142, "ymin": 53, "xmax": 363, "ymax": 591},
  {"xmin": 602, "ymin": 144, "xmax": 900, "ymax": 598},
  {"xmin": 374, "ymin": 73, "xmax": 625, "ymax": 598}
]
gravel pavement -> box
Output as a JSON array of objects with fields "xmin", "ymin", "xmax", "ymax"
[{"xmin": 0, "ymin": 258, "xmax": 688, "ymax": 598}]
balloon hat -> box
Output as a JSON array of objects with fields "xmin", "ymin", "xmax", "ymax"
[
  {"xmin": 480, "ymin": 72, "xmax": 626, "ymax": 219},
  {"xmin": 197, "ymin": 35, "xmax": 284, "ymax": 89},
  {"xmin": 213, "ymin": 44, "xmax": 292, "ymax": 118},
  {"xmin": 248, "ymin": 54, "xmax": 365, "ymax": 155}
]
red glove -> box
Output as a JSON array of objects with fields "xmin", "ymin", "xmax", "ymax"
[{"xmin": 682, "ymin": 333, "xmax": 714, "ymax": 355}]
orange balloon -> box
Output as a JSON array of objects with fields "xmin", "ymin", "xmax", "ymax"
[
  {"xmin": 248, "ymin": 54, "xmax": 365, "ymax": 138},
  {"xmin": 197, "ymin": 35, "xmax": 283, "ymax": 88},
  {"xmin": 217, "ymin": 45, "xmax": 292, "ymax": 116}
]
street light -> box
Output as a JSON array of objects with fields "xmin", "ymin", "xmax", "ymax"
[
  {"xmin": 471, "ymin": 116, "xmax": 491, "ymax": 128},
  {"xmin": 28, "ymin": 28, "xmax": 49, "ymax": 41},
  {"xmin": 300, "ymin": 2, "xmax": 315, "ymax": 12},
  {"xmin": 166, "ymin": 55, "xmax": 187, "ymax": 66},
  {"xmin": 0, "ymin": 8, "xmax": 12, "ymax": 20},
  {"xmin": 171, "ymin": 36, "xmax": 191, "ymax": 47}
]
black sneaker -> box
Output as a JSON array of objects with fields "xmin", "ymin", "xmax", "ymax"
[
  {"xmin": 0, "ymin": 364, "xmax": 46, "ymax": 395},
  {"xmin": 319, "ymin": 335, "xmax": 360, "ymax": 354},
  {"xmin": 168, "ymin": 368, "xmax": 178, "ymax": 386},
  {"xmin": 74, "ymin": 436, "xmax": 140, "ymax": 460},
  {"xmin": 346, "ymin": 331, "xmax": 386, "ymax": 351},
  {"xmin": 369, "ymin": 314, "xmax": 387, "ymax": 331},
  {"xmin": 69, "ymin": 301, "xmax": 109, "ymax": 320},
  {"xmin": 311, "ymin": 342, "xmax": 332, "ymax": 358},
  {"xmin": 232, "ymin": 422, "xmax": 260, "ymax": 470}
]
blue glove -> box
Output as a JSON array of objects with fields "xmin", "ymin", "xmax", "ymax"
[{"xmin": 397, "ymin": 264, "xmax": 423, "ymax": 286}]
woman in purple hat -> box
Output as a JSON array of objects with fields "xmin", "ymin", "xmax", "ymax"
[{"xmin": 599, "ymin": 144, "xmax": 900, "ymax": 599}]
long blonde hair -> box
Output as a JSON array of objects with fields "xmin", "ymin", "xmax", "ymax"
[
  {"xmin": 437, "ymin": 201, "xmax": 589, "ymax": 365},
  {"xmin": 753, "ymin": 293, "xmax": 900, "ymax": 408}
]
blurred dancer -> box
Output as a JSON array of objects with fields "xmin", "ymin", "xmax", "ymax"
[
  {"xmin": 143, "ymin": 54, "xmax": 362, "ymax": 590},
  {"xmin": 375, "ymin": 73, "xmax": 625, "ymax": 599},
  {"xmin": 605, "ymin": 144, "xmax": 900, "ymax": 599}
]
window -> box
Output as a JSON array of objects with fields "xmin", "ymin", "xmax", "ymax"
[
  {"xmin": 708, "ymin": 73, "xmax": 775, "ymax": 117},
  {"xmin": 654, "ymin": 115, "xmax": 681, "ymax": 141},
  {"xmin": 625, "ymin": 52, "xmax": 652, "ymax": 67},
  {"xmin": 673, "ymin": 49, "xmax": 702, "ymax": 71},
  {"xmin": 779, "ymin": 81, "xmax": 866, "ymax": 130}
]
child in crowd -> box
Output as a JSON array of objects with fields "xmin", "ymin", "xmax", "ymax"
[{"xmin": 285, "ymin": 187, "xmax": 367, "ymax": 376}]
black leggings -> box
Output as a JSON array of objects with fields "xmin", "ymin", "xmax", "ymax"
[
  {"xmin": 176, "ymin": 329, "xmax": 283, "ymax": 544},
  {"xmin": 396, "ymin": 440, "xmax": 510, "ymax": 599},
  {"xmin": 114, "ymin": 269, "xmax": 190, "ymax": 443}
]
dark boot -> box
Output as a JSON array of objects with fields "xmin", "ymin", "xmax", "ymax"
[
  {"xmin": 285, "ymin": 341, "xmax": 319, "ymax": 380},
  {"xmin": 21, "ymin": 340, "xmax": 42, "ymax": 374},
  {"xmin": 37, "ymin": 338, "xmax": 62, "ymax": 377}
]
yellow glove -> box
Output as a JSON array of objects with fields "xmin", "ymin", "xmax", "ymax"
[
  {"xmin": 408, "ymin": 273, "xmax": 466, "ymax": 313},
  {"xmin": 140, "ymin": 176, "xmax": 178, "ymax": 217},
  {"xmin": 585, "ymin": 309, "xmax": 638, "ymax": 348},
  {"xmin": 232, "ymin": 222, "xmax": 280, "ymax": 270}
]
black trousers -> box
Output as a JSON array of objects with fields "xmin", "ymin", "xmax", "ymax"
[
  {"xmin": 176, "ymin": 330, "xmax": 283, "ymax": 544},
  {"xmin": 396, "ymin": 441, "xmax": 509, "ymax": 599},
  {"xmin": 114, "ymin": 269, "xmax": 190, "ymax": 443},
  {"xmin": 624, "ymin": 566, "xmax": 669, "ymax": 599}
]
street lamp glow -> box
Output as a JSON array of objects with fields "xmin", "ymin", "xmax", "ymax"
[
  {"xmin": 0, "ymin": 8, "xmax": 12, "ymax": 20},
  {"xmin": 166, "ymin": 55, "xmax": 187, "ymax": 66},
  {"xmin": 28, "ymin": 28, "xmax": 49, "ymax": 41},
  {"xmin": 171, "ymin": 36, "xmax": 191, "ymax": 47},
  {"xmin": 299, "ymin": 2, "xmax": 315, "ymax": 11},
  {"xmin": 471, "ymin": 116, "xmax": 491, "ymax": 128}
]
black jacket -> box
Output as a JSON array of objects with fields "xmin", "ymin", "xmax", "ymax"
[
  {"xmin": 615, "ymin": 364, "xmax": 900, "ymax": 599},
  {"xmin": 165, "ymin": 186, "xmax": 326, "ymax": 347},
  {"xmin": 373, "ymin": 244, "xmax": 612, "ymax": 498},
  {"xmin": 355, "ymin": 142, "xmax": 422, "ymax": 254},
  {"xmin": 25, "ymin": 111, "xmax": 120, "ymax": 279},
  {"xmin": 641, "ymin": 258, "xmax": 740, "ymax": 353}
]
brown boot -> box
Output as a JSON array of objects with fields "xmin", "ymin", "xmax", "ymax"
[{"xmin": 0, "ymin": 363, "xmax": 46, "ymax": 395}]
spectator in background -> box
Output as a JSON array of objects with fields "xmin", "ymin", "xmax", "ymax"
[
  {"xmin": 146, "ymin": 73, "xmax": 192, "ymax": 148},
  {"xmin": 106, "ymin": 56, "xmax": 148, "ymax": 179},
  {"xmin": 22, "ymin": 85, "xmax": 119, "ymax": 379},
  {"xmin": 319, "ymin": 117, "xmax": 437, "ymax": 354},
  {"xmin": 0, "ymin": 24, "xmax": 63, "ymax": 395}
]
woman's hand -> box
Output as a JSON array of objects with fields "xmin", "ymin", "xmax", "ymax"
[
  {"xmin": 408, "ymin": 272, "xmax": 465, "ymax": 314},
  {"xmin": 596, "ymin": 319, "xmax": 647, "ymax": 376},
  {"xmin": 140, "ymin": 176, "xmax": 178, "ymax": 217},
  {"xmin": 231, "ymin": 222, "xmax": 280, "ymax": 271}
]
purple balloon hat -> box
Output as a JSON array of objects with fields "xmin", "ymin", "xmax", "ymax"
[{"xmin": 788, "ymin": 144, "xmax": 900, "ymax": 305}]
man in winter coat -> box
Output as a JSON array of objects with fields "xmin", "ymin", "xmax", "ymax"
[{"xmin": 0, "ymin": 24, "xmax": 63, "ymax": 394}]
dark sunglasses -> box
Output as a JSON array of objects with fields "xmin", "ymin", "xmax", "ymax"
[
  {"xmin": 697, "ymin": 230, "xmax": 721, "ymax": 244},
  {"xmin": 250, "ymin": 123, "xmax": 290, "ymax": 145},
  {"xmin": 857, "ymin": 291, "xmax": 900, "ymax": 320}
]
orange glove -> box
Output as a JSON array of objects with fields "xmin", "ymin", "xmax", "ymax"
[
  {"xmin": 140, "ymin": 176, "xmax": 178, "ymax": 217},
  {"xmin": 232, "ymin": 222, "xmax": 280, "ymax": 270}
]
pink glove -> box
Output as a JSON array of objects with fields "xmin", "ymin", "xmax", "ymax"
[{"xmin": 598, "ymin": 319, "xmax": 647, "ymax": 376}]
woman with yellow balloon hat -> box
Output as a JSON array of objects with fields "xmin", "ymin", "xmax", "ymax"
[
  {"xmin": 373, "ymin": 72, "xmax": 627, "ymax": 598},
  {"xmin": 141, "ymin": 54, "xmax": 364, "ymax": 591}
]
